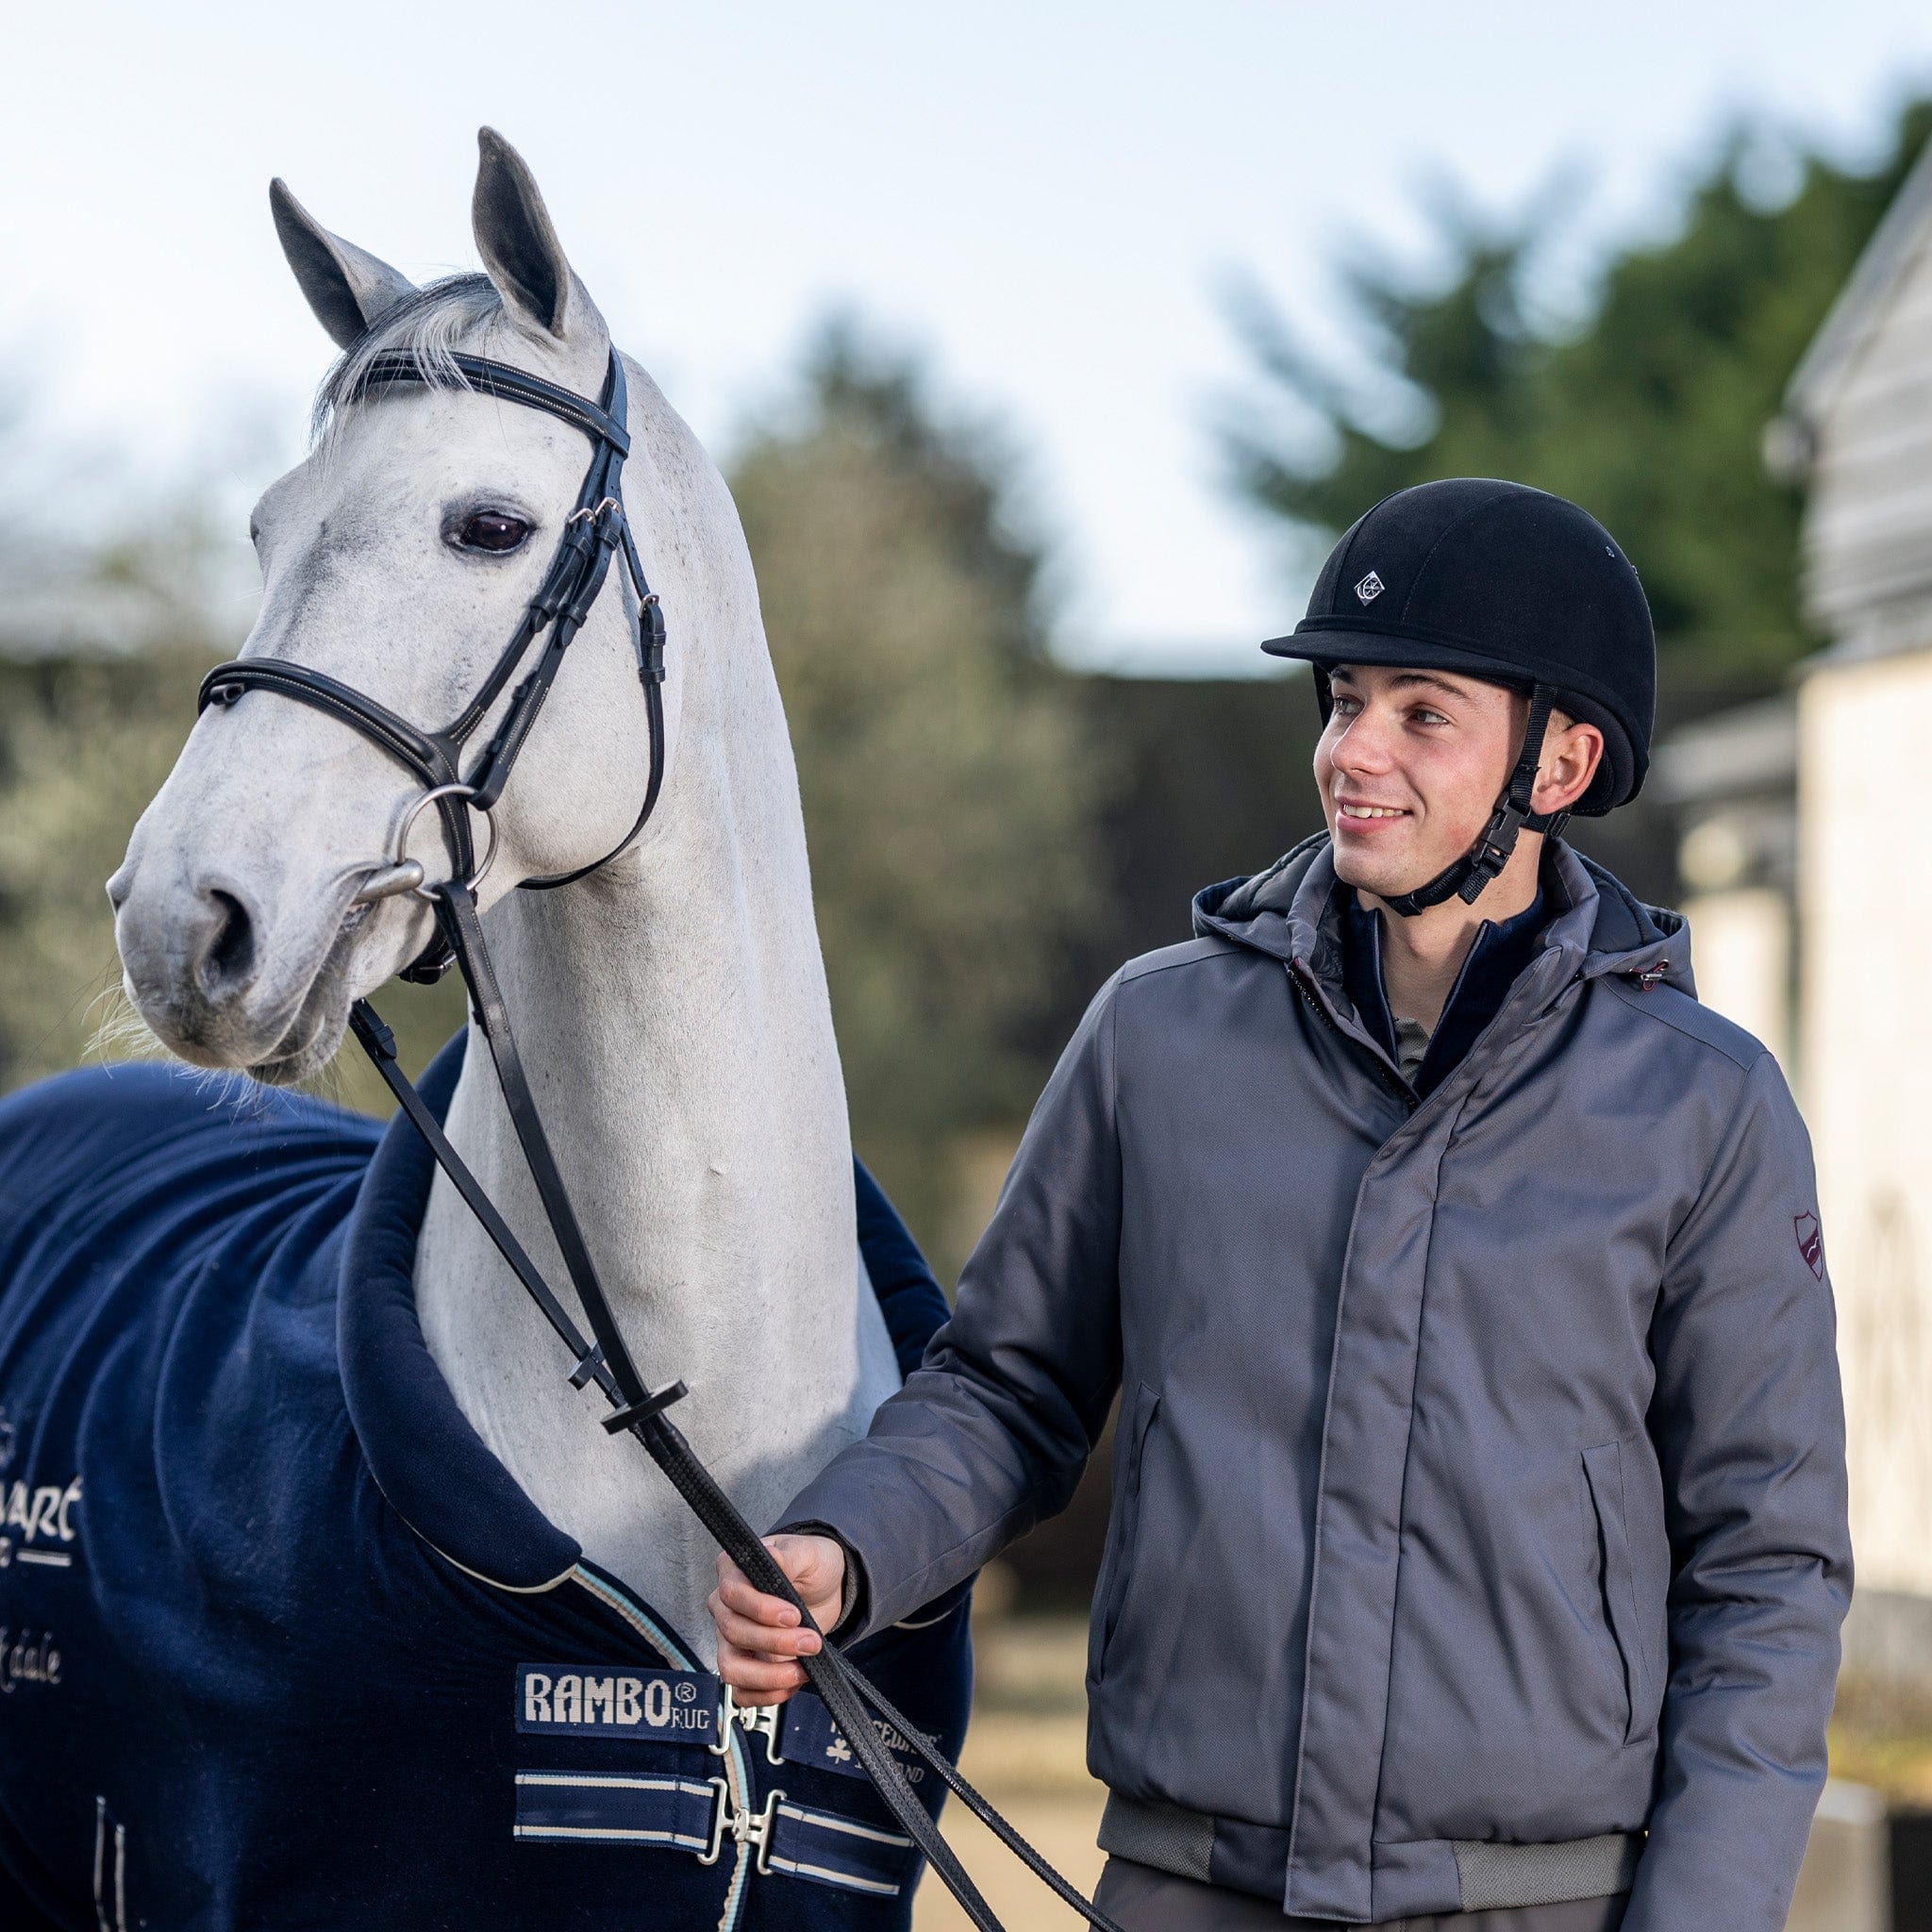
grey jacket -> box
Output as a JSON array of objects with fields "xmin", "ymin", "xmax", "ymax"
[{"xmin": 784, "ymin": 838, "xmax": 1851, "ymax": 1927}]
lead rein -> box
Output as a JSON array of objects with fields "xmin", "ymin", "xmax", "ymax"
[{"xmin": 348, "ymin": 881, "xmax": 1124, "ymax": 1932}]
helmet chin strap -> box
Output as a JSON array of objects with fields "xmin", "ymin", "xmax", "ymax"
[{"xmin": 1378, "ymin": 683, "xmax": 1570, "ymax": 918}]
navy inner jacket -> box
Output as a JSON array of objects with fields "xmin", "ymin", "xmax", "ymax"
[
  {"xmin": 0, "ymin": 1038, "xmax": 970, "ymax": 1932},
  {"xmin": 1342, "ymin": 879, "xmax": 1548, "ymax": 1099}
]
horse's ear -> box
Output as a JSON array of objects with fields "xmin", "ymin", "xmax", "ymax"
[
  {"xmin": 472, "ymin": 128, "xmax": 593, "ymax": 343},
  {"xmin": 270, "ymin": 180, "xmax": 417, "ymax": 351}
]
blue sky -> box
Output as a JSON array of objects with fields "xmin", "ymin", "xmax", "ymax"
[{"xmin": 4, "ymin": 2, "xmax": 1930, "ymax": 673}]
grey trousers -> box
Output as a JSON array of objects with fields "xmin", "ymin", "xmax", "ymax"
[{"xmin": 1091, "ymin": 1857, "xmax": 1630, "ymax": 1931}]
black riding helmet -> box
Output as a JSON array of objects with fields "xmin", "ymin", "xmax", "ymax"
[{"xmin": 1262, "ymin": 477, "xmax": 1656, "ymax": 915}]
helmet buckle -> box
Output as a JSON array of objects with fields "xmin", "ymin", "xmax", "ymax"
[{"xmin": 1457, "ymin": 801, "xmax": 1527, "ymax": 903}]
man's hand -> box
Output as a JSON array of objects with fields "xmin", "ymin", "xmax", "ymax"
[{"xmin": 708, "ymin": 1533, "xmax": 846, "ymax": 1707}]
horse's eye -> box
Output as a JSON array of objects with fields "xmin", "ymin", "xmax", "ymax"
[{"xmin": 458, "ymin": 510, "xmax": 530, "ymax": 553}]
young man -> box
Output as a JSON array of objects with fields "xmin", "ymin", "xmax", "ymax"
[{"xmin": 710, "ymin": 479, "xmax": 1852, "ymax": 1930}]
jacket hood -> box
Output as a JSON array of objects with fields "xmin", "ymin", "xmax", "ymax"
[{"xmin": 1192, "ymin": 834, "xmax": 1692, "ymax": 998}]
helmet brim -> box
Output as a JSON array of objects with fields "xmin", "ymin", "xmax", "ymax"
[{"xmin": 1265, "ymin": 625, "xmax": 1539, "ymax": 688}]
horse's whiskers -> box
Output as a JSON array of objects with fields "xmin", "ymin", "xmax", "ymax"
[{"xmin": 83, "ymin": 985, "xmax": 170, "ymax": 1066}]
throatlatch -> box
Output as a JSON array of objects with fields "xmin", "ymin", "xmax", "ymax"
[
  {"xmin": 1379, "ymin": 683, "xmax": 1570, "ymax": 917},
  {"xmin": 198, "ymin": 346, "xmax": 1122, "ymax": 1932}
]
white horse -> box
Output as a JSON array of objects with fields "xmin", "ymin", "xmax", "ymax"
[{"xmin": 107, "ymin": 128, "xmax": 903, "ymax": 1658}]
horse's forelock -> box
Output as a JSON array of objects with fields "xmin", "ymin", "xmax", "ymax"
[{"xmin": 310, "ymin": 274, "xmax": 506, "ymax": 448}]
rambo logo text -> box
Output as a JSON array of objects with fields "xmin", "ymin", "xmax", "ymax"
[{"xmin": 517, "ymin": 1665, "xmax": 719, "ymax": 1742}]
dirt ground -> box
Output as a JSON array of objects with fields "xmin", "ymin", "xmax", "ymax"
[
  {"xmin": 1827, "ymin": 1674, "xmax": 1932, "ymax": 1807},
  {"xmin": 911, "ymin": 1616, "xmax": 1108, "ymax": 1932}
]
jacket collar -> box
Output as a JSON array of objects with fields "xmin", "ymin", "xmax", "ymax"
[
  {"xmin": 1192, "ymin": 835, "xmax": 1695, "ymax": 1084},
  {"xmin": 1195, "ymin": 834, "xmax": 1690, "ymax": 985}
]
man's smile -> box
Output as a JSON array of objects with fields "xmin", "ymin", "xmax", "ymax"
[{"xmin": 1335, "ymin": 797, "xmax": 1411, "ymax": 823}]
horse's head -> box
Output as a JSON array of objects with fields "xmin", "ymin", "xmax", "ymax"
[{"xmin": 111, "ymin": 131, "xmax": 690, "ymax": 1083}]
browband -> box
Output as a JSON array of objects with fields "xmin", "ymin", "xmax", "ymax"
[{"xmin": 355, "ymin": 348, "xmax": 631, "ymax": 451}]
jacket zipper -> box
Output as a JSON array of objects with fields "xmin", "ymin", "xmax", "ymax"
[{"xmin": 1290, "ymin": 963, "xmax": 1417, "ymax": 1111}]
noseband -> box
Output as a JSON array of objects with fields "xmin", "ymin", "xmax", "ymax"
[
  {"xmin": 192, "ymin": 346, "xmax": 1119, "ymax": 1932},
  {"xmin": 198, "ymin": 346, "xmax": 667, "ymax": 981}
]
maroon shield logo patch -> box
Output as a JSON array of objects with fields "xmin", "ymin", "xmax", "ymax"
[{"xmin": 1794, "ymin": 1211, "xmax": 1824, "ymax": 1280}]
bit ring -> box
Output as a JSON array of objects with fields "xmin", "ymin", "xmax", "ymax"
[{"xmin": 353, "ymin": 783, "xmax": 497, "ymax": 906}]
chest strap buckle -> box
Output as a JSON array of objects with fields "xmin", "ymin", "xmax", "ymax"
[
  {"xmin": 698, "ymin": 1777, "xmax": 787, "ymax": 1872},
  {"xmin": 710, "ymin": 1683, "xmax": 786, "ymax": 1764}
]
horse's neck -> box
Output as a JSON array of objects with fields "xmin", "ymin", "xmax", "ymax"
[{"xmin": 413, "ymin": 667, "xmax": 900, "ymax": 1654}]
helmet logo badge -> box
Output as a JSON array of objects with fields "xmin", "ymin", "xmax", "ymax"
[{"xmin": 1354, "ymin": 570, "xmax": 1385, "ymax": 605}]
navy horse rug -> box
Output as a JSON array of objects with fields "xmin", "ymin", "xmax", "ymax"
[{"xmin": 0, "ymin": 1044, "xmax": 970, "ymax": 1931}]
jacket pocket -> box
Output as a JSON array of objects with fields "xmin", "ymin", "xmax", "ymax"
[
  {"xmin": 1091, "ymin": 1382, "xmax": 1160, "ymax": 1681},
  {"xmin": 1581, "ymin": 1439, "xmax": 1652, "ymax": 1744}
]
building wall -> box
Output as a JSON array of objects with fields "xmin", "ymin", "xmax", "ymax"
[
  {"xmin": 1803, "ymin": 217, "xmax": 1932, "ymax": 637},
  {"xmin": 1680, "ymin": 886, "xmax": 1792, "ymax": 1074},
  {"xmin": 1799, "ymin": 645, "xmax": 1932, "ymax": 1599}
]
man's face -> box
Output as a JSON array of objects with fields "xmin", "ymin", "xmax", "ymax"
[{"xmin": 1312, "ymin": 664, "xmax": 1521, "ymax": 898}]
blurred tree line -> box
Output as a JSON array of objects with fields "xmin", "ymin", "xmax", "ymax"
[
  {"xmin": 4, "ymin": 98, "xmax": 1930, "ymax": 1311},
  {"xmin": 0, "ymin": 503, "xmax": 229, "ymax": 1091},
  {"xmin": 732, "ymin": 328, "xmax": 1110, "ymax": 1249},
  {"xmin": 1225, "ymin": 101, "xmax": 1932, "ymax": 675}
]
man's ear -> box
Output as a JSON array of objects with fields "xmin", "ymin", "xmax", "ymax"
[
  {"xmin": 1534, "ymin": 716, "xmax": 1604, "ymax": 817},
  {"xmin": 270, "ymin": 180, "xmax": 417, "ymax": 350}
]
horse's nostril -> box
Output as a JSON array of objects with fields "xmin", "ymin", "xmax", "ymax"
[{"xmin": 196, "ymin": 889, "xmax": 258, "ymax": 999}]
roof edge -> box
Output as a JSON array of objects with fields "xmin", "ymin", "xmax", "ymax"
[{"xmin": 1775, "ymin": 131, "xmax": 1932, "ymax": 457}]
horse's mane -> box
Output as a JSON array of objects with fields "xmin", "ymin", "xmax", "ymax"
[{"xmin": 311, "ymin": 274, "xmax": 506, "ymax": 448}]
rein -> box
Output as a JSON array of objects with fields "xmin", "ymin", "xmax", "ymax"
[{"xmin": 196, "ymin": 347, "xmax": 1120, "ymax": 1932}]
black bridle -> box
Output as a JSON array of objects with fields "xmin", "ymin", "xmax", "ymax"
[
  {"xmin": 201, "ymin": 347, "xmax": 668, "ymax": 981},
  {"xmin": 196, "ymin": 347, "xmax": 1119, "ymax": 1932}
]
